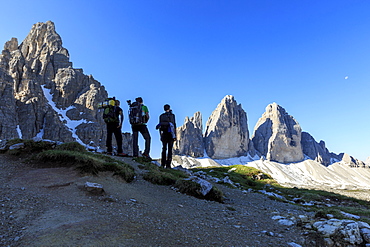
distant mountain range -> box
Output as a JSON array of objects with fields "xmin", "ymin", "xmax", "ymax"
[
  {"xmin": 174, "ymin": 95, "xmax": 368, "ymax": 167},
  {"xmin": 0, "ymin": 21, "xmax": 368, "ymax": 170}
]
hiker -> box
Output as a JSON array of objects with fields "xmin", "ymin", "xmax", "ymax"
[
  {"xmin": 105, "ymin": 99, "xmax": 127, "ymax": 156},
  {"xmin": 129, "ymin": 97, "xmax": 151, "ymax": 159},
  {"xmin": 156, "ymin": 104, "xmax": 176, "ymax": 168}
]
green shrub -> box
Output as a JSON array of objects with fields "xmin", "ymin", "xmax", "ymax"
[
  {"xmin": 55, "ymin": 142, "xmax": 87, "ymax": 152},
  {"xmin": 192, "ymin": 165, "xmax": 271, "ymax": 190},
  {"xmin": 143, "ymin": 169, "xmax": 178, "ymax": 185},
  {"xmin": 4, "ymin": 139, "xmax": 57, "ymax": 155}
]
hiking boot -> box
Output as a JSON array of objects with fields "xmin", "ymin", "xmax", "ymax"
[
  {"xmin": 117, "ymin": 153, "xmax": 128, "ymax": 157},
  {"xmin": 142, "ymin": 153, "xmax": 152, "ymax": 161}
]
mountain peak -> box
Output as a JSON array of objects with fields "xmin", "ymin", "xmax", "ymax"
[
  {"xmin": 0, "ymin": 21, "xmax": 108, "ymax": 150},
  {"xmin": 252, "ymin": 103, "xmax": 304, "ymax": 163},
  {"xmin": 204, "ymin": 95, "xmax": 249, "ymax": 159}
]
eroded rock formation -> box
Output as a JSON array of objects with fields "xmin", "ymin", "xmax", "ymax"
[
  {"xmin": 301, "ymin": 132, "xmax": 341, "ymax": 166},
  {"xmin": 252, "ymin": 103, "xmax": 304, "ymax": 163},
  {"xmin": 204, "ymin": 95, "xmax": 249, "ymax": 159},
  {"xmin": 173, "ymin": 112, "xmax": 204, "ymax": 157},
  {"xmin": 0, "ymin": 21, "xmax": 108, "ymax": 148}
]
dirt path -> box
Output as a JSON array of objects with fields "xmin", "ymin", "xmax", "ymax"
[{"xmin": 0, "ymin": 154, "xmax": 313, "ymax": 246}]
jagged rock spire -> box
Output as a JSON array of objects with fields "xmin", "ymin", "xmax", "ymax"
[
  {"xmin": 173, "ymin": 112, "xmax": 204, "ymax": 157},
  {"xmin": 252, "ymin": 103, "xmax": 303, "ymax": 163},
  {"xmin": 204, "ymin": 95, "xmax": 249, "ymax": 159},
  {"xmin": 0, "ymin": 21, "xmax": 108, "ymax": 148}
]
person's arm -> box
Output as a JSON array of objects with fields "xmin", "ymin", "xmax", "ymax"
[
  {"xmin": 143, "ymin": 105, "xmax": 150, "ymax": 122},
  {"xmin": 146, "ymin": 110, "xmax": 150, "ymax": 121},
  {"xmin": 118, "ymin": 108, "xmax": 123, "ymax": 128},
  {"xmin": 172, "ymin": 114, "xmax": 177, "ymax": 140}
]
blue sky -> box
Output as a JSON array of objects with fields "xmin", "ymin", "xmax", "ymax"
[{"xmin": 1, "ymin": 0, "xmax": 369, "ymax": 161}]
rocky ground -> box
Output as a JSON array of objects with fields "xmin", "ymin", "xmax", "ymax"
[{"xmin": 0, "ymin": 153, "xmax": 318, "ymax": 247}]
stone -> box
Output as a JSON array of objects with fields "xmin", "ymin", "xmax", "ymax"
[
  {"xmin": 204, "ymin": 95, "xmax": 249, "ymax": 159},
  {"xmin": 185, "ymin": 176, "xmax": 213, "ymax": 196},
  {"xmin": 287, "ymin": 242, "xmax": 302, "ymax": 247},
  {"xmin": 9, "ymin": 143, "xmax": 25, "ymax": 150},
  {"xmin": 313, "ymin": 219, "xmax": 363, "ymax": 245},
  {"xmin": 313, "ymin": 219, "xmax": 343, "ymax": 237},
  {"xmin": 360, "ymin": 227, "xmax": 370, "ymax": 243},
  {"xmin": 84, "ymin": 182, "xmax": 104, "ymax": 195},
  {"xmin": 252, "ymin": 103, "xmax": 304, "ymax": 163},
  {"xmin": 173, "ymin": 111, "xmax": 204, "ymax": 157}
]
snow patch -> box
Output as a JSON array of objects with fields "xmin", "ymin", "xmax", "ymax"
[
  {"xmin": 41, "ymin": 85, "xmax": 94, "ymax": 148},
  {"xmin": 174, "ymin": 155, "xmax": 370, "ymax": 190}
]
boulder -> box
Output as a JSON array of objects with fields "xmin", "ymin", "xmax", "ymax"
[{"xmin": 313, "ymin": 219, "xmax": 363, "ymax": 245}]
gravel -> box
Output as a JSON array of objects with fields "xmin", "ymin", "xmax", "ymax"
[{"xmin": 0, "ymin": 154, "xmax": 314, "ymax": 247}]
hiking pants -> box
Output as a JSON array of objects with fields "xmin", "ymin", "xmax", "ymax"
[
  {"xmin": 161, "ymin": 133, "xmax": 174, "ymax": 168},
  {"xmin": 132, "ymin": 124, "xmax": 151, "ymax": 156},
  {"xmin": 106, "ymin": 122, "xmax": 123, "ymax": 153}
]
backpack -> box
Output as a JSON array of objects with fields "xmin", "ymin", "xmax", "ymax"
[
  {"xmin": 128, "ymin": 101, "xmax": 144, "ymax": 125},
  {"xmin": 158, "ymin": 112, "xmax": 176, "ymax": 138},
  {"xmin": 98, "ymin": 98, "xmax": 118, "ymax": 123}
]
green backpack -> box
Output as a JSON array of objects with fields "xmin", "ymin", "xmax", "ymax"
[{"xmin": 99, "ymin": 98, "xmax": 118, "ymax": 123}]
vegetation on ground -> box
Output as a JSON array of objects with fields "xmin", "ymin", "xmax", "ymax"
[
  {"xmin": 2, "ymin": 139, "xmax": 135, "ymax": 182},
  {"xmin": 192, "ymin": 165, "xmax": 370, "ymax": 223},
  {"xmin": 3, "ymin": 139, "xmax": 370, "ymax": 220}
]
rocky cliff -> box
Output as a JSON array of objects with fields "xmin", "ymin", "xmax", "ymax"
[
  {"xmin": 341, "ymin": 153, "xmax": 367, "ymax": 168},
  {"xmin": 173, "ymin": 111, "xmax": 204, "ymax": 157},
  {"xmin": 252, "ymin": 103, "xmax": 304, "ymax": 163},
  {"xmin": 204, "ymin": 95, "xmax": 250, "ymax": 159},
  {"xmin": 0, "ymin": 21, "xmax": 108, "ymax": 149},
  {"xmin": 301, "ymin": 132, "xmax": 341, "ymax": 166}
]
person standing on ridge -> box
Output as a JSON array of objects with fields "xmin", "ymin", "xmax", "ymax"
[
  {"xmin": 156, "ymin": 104, "xmax": 176, "ymax": 168},
  {"xmin": 105, "ymin": 99, "xmax": 127, "ymax": 156},
  {"xmin": 130, "ymin": 97, "xmax": 151, "ymax": 159}
]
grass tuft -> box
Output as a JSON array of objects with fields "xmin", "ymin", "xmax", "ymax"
[
  {"xmin": 55, "ymin": 142, "xmax": 87, "ymax": 152},
  {"xmin": 32, "ymin": 147, "xmax": 135, "ymax": 182},
  {"xmin": 192, "ymin": 165, "xmax": 272, "ymax": 190}
]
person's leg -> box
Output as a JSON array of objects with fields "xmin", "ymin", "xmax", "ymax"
[
  {"xmin": 166, "ymin": 138, "xmax": 174, "ymax": 168},
  {"xmin": 132, "ymin": 125, "xmax": 139, "ymax": 157},
  {"xmin": 106, "ymin": 124, "xmax": 113, "ymax": 153},
  {"xmin": 161, "ymin": 139, "xmax": 168, "ymax": 167},
  {"xmin": 114, "ymin": 125, "xmax": 123, "ymax": 154},
  {"xmin": 140, "ymin": 125, "xmax": 151, "ymax": 156}
]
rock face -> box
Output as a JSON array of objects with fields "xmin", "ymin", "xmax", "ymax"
[
  {"xmin": 366, "ymin": 157, "xmax": 370, "ymax": 166},
  {"xmin": 252, "ymin": 103, "xmax": 304, "ymax": 163},
  {"xmin": 0, "ymin": 21, "xmax": 108, "ymax": 148},
  {"xmin": 341, "ymin": 153, "xmax": 367, "ymax": 168},
  {"xmin": 173, "ymin": 112, "xmax": 204, "ymax": 157},
  {"xmin": 301, "ymin": 132, "xmax": 341, "ymax": 166},
  {"xmin": 204, "ymin": 95, "xmax": 249, "ymax": 159}
]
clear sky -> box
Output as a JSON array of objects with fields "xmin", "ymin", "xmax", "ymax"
[{"xmin": 1, "ymin": 0, "xmax": 369, "ymax": 161}]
